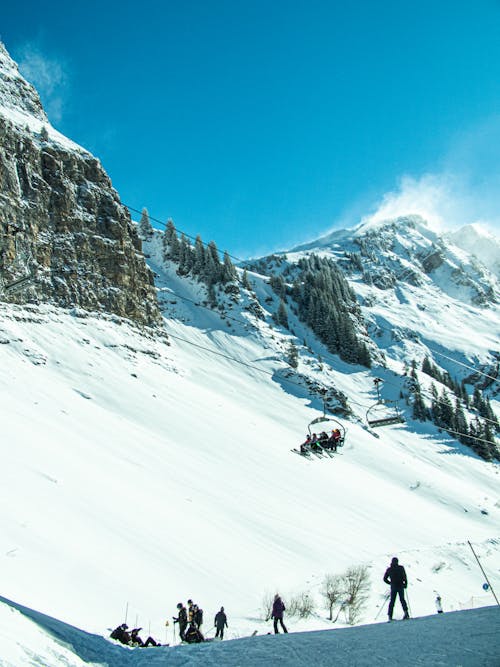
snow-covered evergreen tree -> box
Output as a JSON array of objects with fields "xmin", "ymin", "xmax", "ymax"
[{"xmin": 139, "ymin": 207, "xmax": 153, "ymax": 240}]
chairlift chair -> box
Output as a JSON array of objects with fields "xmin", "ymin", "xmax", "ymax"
[
  {"xmin": 307, "ymin": 415, "xmax": 346, "ymax": 446},
  {"xmin": 366, "ymin": 378, "xmax": 405, "ymax": 428}
]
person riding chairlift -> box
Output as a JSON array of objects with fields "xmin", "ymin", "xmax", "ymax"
[{"xmin": 300, "ymin": 434, "xmax": 312, "ymax": 453}]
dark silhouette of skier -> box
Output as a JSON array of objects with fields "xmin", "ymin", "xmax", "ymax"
[
  {"xmin": 110, "ymin": 623, "xmax": 132, "ymax": 645},
  {"xmin": 383, "ymin": 556, "xmax": 409, "ymax": 620},
  {"xmin": 271, "ymin": 594, "xmax": 288, "ymax": 633},
  {"xmin": 173, "ymin": 602, "xmax": 188, "ymax": 640},
  {"xmin": 184, "ymin": 621, "xmax": 204, "ymax": 643},
  {"xmin": 130, "ymin": 627, "xmax": 160, "ymax": 647},
  {"xmin": 193, "ymin": 604, "xmax": 203, "ymax": 629},
  {"xmin": 214, "ymin": 606, "xmax": 228, "ymax": 639}
]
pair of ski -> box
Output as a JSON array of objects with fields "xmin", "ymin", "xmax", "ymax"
[{"xmin": 291, "ymin": 444, "xmax": 337, "ymax": 459}]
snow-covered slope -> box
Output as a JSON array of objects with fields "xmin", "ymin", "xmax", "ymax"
[
  {"xmin": 1, "ymin": 595, "xmax": 499, "ymax": 666},
  {"xmin": 1, "ymin": 276, "xmax": 498, "ymax": 658}
]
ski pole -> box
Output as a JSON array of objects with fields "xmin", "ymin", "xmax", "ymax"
[
  {"xmin": 374, "ymin": 593, "xmax": 390, "ymax": 620},
  {"xmin": 124, "ymin": 602, "xmax": 129, "ymax": 625},
  {"xmin": 468, "ymin": 540, "xmax": 500, "ymax": 606},
  {"xmin": 405, "ymin": 588, "xmax": 412, "ymax": 617}
]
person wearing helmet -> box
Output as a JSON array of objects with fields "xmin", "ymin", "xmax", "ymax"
[
  {"xmin": 173, "ymin": 602, "xmax": 188, "ymax": 640},
  {"xmin": 110, "ymin": 623, "xmax": 132, "ymax": 645}
]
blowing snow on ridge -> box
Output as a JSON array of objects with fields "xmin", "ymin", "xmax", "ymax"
[{"xmin": 0, "ymin": 40, "xmax": 499, "ymax": 667}]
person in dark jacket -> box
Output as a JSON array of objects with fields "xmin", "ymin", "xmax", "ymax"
[
  {"xmin": 184, "ymin": 621, "xmax": 204, "ymax": 643},
  {"xmin": 383, "ymin": 557, "xmax": 410, "ymax": 620},
  {"xmin": 130, "ymin": 628, "xmax": 160, "ymax": 647},
  {"xmin": 214, "ymin": 606, "xmax": 228, "ymax": 639},
  {"xmin": 271, "ymin": 594, "xmax": 288, "ymax": 633},
  {"xmin": 193, "ymin": 604, "xmax": 203, "ymax": 629},
  {"xmin": 110, "ymin": 623, "xmax": 132, "ymax": 645},
  {"xmin": 173, "ymin": 602, "xmax": 188, "ymax": 640}
]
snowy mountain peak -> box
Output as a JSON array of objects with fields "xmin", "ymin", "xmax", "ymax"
[
  {"xmin": 354, "ymin": 213, "xmax": 431, "ymax": 237},
  {"xmin": 446, "ymin": 223, "xmax": 500, "ymax": 278},
  {"xmin": 0, "ymin": 41, "xmax": 48, "ymax": 123}
]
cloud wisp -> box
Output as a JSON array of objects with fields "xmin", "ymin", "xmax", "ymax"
[{"xmin": 16, "ymin": 43, "xmax": 69, "ymax": 124}]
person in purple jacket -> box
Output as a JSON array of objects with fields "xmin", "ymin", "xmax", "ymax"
[{"xmin": 271, "ymin": 594, "xmax": 288, "ymax": 634}]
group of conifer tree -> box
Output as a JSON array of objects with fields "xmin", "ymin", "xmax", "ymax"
[
  {"xmin": 148, "ymin": 212, "xmax": 371, "ymax": 368},
  {"xmin": 139, "ymin": 210, "xmax": 239, "ymax": 305},
  {"xmin": 273, "ymin": 255, "xmax": 371, "ymax": 367},
  {"xmin": 409, "ymin": 357, "xmax": 499, "ymax": 461}
]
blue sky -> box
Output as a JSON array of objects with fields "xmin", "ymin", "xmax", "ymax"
[{"xmin": 2, "ymin": 1, "xmax": 500, "ymax": 257}]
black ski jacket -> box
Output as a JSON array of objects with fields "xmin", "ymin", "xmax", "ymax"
[
  {"xmin": 215, "ymin": 610, "xmax": 228, "ymax": 628},
  {"xmin": 383, "ymin": 564, "xmax": 407, "ymax": 589}
]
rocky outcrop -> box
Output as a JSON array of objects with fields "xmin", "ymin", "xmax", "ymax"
[{"xmin": 0, "ymin": 42, "xmax": 161, "ymax": 326}]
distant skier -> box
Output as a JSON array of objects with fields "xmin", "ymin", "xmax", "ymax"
[
  {"xmin": 214, "ymin": 606, "xmax": 228, "ymax": 639},
  {"xmin": 110, "ymin": 623, "xmax": 132, "ymax": 645},
  {"xmin": 271, "ymin": 593, "xmax": 288, "ymax": 634},
  {"xmin": 435, "ymin": 594, "xmax": 443, "ymax": 614},
  {"xmin": 383, "ymin": 557, "xmax": 410, "ymax": 621},
  {"xmin": 193, "ymin": 604, "xmax": 203, "ymax": 629},
  {"xmin": 130, "ymin": 627, "xmax": 160, "ymax": 647},
  {"xmin": 184, "ymin": 621, "xmax": 204, "ymax": 643},
  {"xmin": 173, "ymin": 602, "xmax": 188, "ymax": 641}
]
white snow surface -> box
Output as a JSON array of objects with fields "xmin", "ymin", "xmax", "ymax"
[
  {"xmin": 0, "ymin": 245, "xmax": 499, "ymax": 663},
  {"xmin": 0, "ymin": 595, "xmax": 498, "ymax": 666}
]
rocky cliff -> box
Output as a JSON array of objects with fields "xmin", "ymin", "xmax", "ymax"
[{"xmin": 0, "ymin": 42, "xmax": 161, "ymax": 326}]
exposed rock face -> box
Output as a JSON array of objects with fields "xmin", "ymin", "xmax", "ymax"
[{"xmin": 0, "ymin": 42, "xmax": 161, "ymax": 326}]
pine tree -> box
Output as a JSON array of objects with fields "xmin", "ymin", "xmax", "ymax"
[
  {"xmin": 287, "ymin": 341, "xmax": 299, "ymax": 368},
  {"xmin": 275, "ymin": 299, "xmax": 289, "ymax": 329},
  {"xmin": 438, "ymin": 389, "xmax": 454, "ymax": 430},
  {"xmin": 242, "ymin": 268, "xmax": 251, "ymax": 290},
  {"xmin": 193, "ymin": 235, "xmax": 205, "ymax": 276},
  {"xmin": 163, "ymin": 219, "xmax": 180, "ymax": 261},
  {"xmin": 412, "ymin": 382, "xmax": 428, "ymax": 421},
  {"xmin": 222, "ymin": 251, "xmax": 237, "ymax": 284},
  {"xmin": 452, "ymin": 398, "xmax": 468, "ymax": 436},
  {"xmin": 138, "ymin": 207, "xmax": 153, "ymax": 240}
]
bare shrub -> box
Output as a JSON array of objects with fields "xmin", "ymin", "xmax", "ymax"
[
  {"xmin": 260, "ymin": 591, "xmax": 274, "ymax": 621},
  {"xmin": 342, "ymin": 565, "xmax": 371, "ymax": 625},
  {"xmin": 321, "ymin": 573, "xmax": 344, "ymax": 621},
  {"xmin": 287, "ymin": 591, "xmax": 315, "ymax": 619}
]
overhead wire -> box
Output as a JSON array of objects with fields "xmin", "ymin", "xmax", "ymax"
[
  {"xmin": 125, "ymin": 203, "xmax": 499, "ymax": 430},
  {"xmin": 367, "ymin": 319, "xmax": 499, "ymax": 385},
  {"xmin": 127, "ymin": 200, "xmax": 499, "ymax": 386}
]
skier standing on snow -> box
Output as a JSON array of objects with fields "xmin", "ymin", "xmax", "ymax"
[
  {"xmin": 193, "ymin": 604, "xmax": 203, "ymax": 629},
  {"xmin": 435, "ymin": 594, "xmax": 443, "ymax": 613},
  {"xmin": 383, "ymin": 557, "xmax": 410, "ymax": 621},
  {"xmin": 173, "ymin": 602, "xmax": 188, "ymax": 641},
  {"xmin": 271, "ymin": 593, "xmax": 288, "ymax": 634},
  {"xmin": 214, "ymin": 606, "xmax": 228, "ymax": 639}
]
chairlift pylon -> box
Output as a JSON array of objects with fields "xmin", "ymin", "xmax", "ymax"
[{"xmin": 366, "ymin": 377, "xmax": 405, "ymax": 428}]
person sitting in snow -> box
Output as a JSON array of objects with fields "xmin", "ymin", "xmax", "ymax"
[
  {"xmin": 110, "ymin": 623, "xmax": 132, "ymax": 645},
  {"xmin": 130, "ymin": 627, "xmax": 160, "ymax": 647},
  {"xmin": 184, "ymin": 621, "xmax": 205, "ymax": 643}
]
